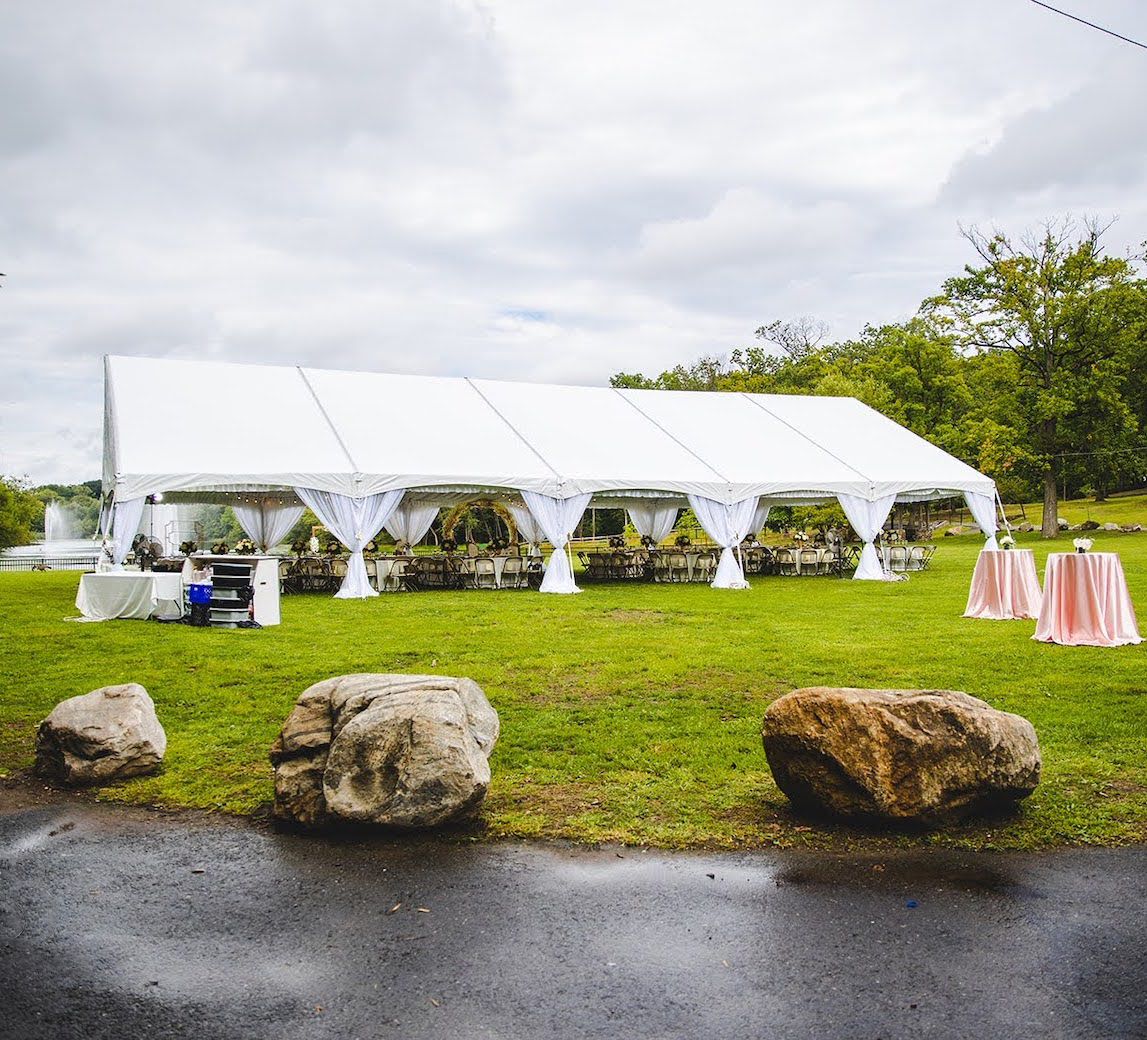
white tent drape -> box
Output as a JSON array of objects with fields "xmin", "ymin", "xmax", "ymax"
[
  {"xmin": 233, "ymin": 499, "xmax": 305, "ymax": 553},
  {"xmin": 506, "ymin": 501, "xmax": 548, "ymax": 557},
  {"xmin": 384, "ymin": 500, "xmax": 441, "ymax": 548},
  {"xmin": 964, "ymin": 492, "xmax": 999, "ymax": 550},
  {"xmin": 626, "ymin": 500, "xmax": 679, "ymax": 546},
  {"xmin": 837, "ymin": 493, "xmax": 897, "ymax": 580},
  {"xmin": 520, "ymin": 491, "xmax": 592, "ymax": 593},
  {"xmin": 294, "ymin": 488, "xmax": 404, "ymax": 598},
  {"xmin": 686, "ymin": 495, "xmax": 758, "ymax": 589},
  {"xmin": 110, "ymin": 497, "xmax": 146, "ymax": 567},
  {"xmin": 749, "ymin": 501, "xmax": 771, "ymax": 540}
]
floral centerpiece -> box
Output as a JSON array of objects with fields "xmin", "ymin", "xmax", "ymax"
[
  {"xmin": 998, "ymin": 534, "xmax": 1015, "ymax": 550},
  {"xmin": 291, "ymin": 538, "xmax": 308, "ymax": 557},
  {"xmin": 210, "ymin": 540, "xmax": 229, "ymax": 555},
  {"xmin": 640, "ymin": 534, "xmax": 656, "ymax": 549},
  {"xmin": 441, "ymin": 538, "xmax": 457, "ymax": 554},
  {"xmin": 363, "ymin": 539, "xmax": 378, "ymax": 557},
  {"xmin": 608, "ymin": 535, "xmax": 625, "ymax": 549},
  {"xmin": 488, "ymin": 536, "xmax": 509, "ymax": 553},
  {"xmin": 674, "ymin": 534, "xmax": 691, "ymax": 548},
  {"xmin": 1073, "ymin": 537, "xmax": 1093, "ymax": 553},
  {"xmin": 179, "ymin": 540, "xmax": 197, "ymax": 556},
  {"xmin": 234, "ymin": 538, "xmax": 257, "ymax": 555},
  {"xmin": 323, "ymin": 538, "xmax": 344, "ymax": 556}
]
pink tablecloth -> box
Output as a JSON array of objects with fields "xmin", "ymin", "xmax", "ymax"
[
  {"xmin": 1033, "ymin": 552, "xmax": 1142, "ymax": 647},
  {"xmin": 963, "ymin": 549, "xmax": 1043, "ymax": 620}
]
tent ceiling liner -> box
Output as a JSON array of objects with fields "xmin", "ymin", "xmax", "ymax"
[{"xmin": 102, "ymin": 355, "xmax": 995, "ymax": 505}]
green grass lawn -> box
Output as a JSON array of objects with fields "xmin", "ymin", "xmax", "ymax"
[{"xmin": 2, "ymin": 531, "xmax": 1145, "ymax": 851}]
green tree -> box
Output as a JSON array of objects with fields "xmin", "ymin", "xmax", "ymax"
[
  {"xmin": 925, "ymin": 218, "xmax": 1145, "ymax": 537},
  {"xmin": 0, "ymin": 476, "xmax": 39, "ymax": 550}
]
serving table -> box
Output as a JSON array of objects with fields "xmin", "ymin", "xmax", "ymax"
[
  {"xmin": 76, "ymin": 571, "xmax": 185, "ymax": 622},
  {"xmin": 963, "ymin": 549, "xmax": 1043, "ymax": 621},
  {"xmin": 1033, "ymin": 552, "xmax": 1141, "ymax": 647}
]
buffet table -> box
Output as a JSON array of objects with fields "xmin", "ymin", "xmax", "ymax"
[
  {"xmin": 963, "ymin": 549, "xmax": 1043, "ymax": 621},
  {"xmin": 76, "ymin": 572, "xmax": 185, "ymax": 622},
  {"xmin": 1033, "ymin": 552, "xmax": 1142, "ymax": 647}
]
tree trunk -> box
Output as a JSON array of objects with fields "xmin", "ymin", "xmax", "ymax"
[{"xmin": 1041, "ymin": 467, "xmax": 1059, "ymax": 538}]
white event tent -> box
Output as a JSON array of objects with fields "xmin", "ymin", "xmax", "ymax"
[{"xmin": 101, "ymin": 355, "xmax": 1000, "ymax": 597}]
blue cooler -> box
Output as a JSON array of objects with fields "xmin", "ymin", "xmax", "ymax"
[{"xmin": 188, "ymin": 583, "xmax": 213, "ymax": 604}]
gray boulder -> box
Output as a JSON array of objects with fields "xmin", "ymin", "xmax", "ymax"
[
  {"xmin": 761, "ymin": 687, "xmax": 1040, "ymax": 825},
  {"xmin": 1057, "ymin": 518, "xmax": 1070, "ymax": 530},
  {"xmin": 35, "ymin": 683, "xmax": 166, "ymax": 785},
  {"xmin": 1017, "ymin": 522, "xmax": 1034, "ymax": 532},
  {"xmin": 270, "ymin": 674, "xmax": 499, "ymax": 828},
  {"xmin": 1101, "ymin": 522, "xmax": 1121, "ymax": 532}
]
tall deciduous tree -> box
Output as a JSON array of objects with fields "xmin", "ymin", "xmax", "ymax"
[
  {"xmin": 0, "ymin": 476, "xmax": 38, "ymax": 551},
  {"xmin": 926, "ymin": 218, "xmax": 1144, "ymax": 537}
]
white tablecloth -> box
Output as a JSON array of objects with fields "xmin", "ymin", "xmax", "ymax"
[{"xmin": 76, "ymin": 572, "xmax": 184, "ymax": 621}]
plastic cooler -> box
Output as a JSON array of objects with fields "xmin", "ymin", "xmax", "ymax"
[{"xmin": 188, "ymin": 583, "xmax": 213, "ymax": 604}]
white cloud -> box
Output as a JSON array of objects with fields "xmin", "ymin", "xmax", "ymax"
[{"xmin": 3, "ymin": 0, "xmax": 1147, "ymax": 482}]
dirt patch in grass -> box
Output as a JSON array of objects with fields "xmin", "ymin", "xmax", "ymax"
[
  {"xmin": 1105, "ymin": 779, "xmax": 1147, "ymax": 796},
  {"xmin": 599, "ymin": 609, "xmax": 670, "ymax": 624}
]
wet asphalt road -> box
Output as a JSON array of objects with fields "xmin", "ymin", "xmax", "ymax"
[{"xmin": 1, "ymin": 799, "xmax": 1145, "ymax": 1040}]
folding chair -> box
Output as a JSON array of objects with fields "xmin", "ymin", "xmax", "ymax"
[{"xmin": 472, "ymin": 556, "xmax": 498, "ymax": 589}]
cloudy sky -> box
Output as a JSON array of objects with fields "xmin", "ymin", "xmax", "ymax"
[{"xmin": 3, "ymin": 0, "xmax": 1146, "ymax": 484}]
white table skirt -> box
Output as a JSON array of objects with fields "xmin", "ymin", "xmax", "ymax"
[{"xmin": 77, "ymin": 572, "xmax": 184, "ymax": 621}]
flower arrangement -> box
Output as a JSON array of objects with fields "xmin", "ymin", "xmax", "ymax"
[
  {"xmin": 488, "ymin": 536, "xmax": 509, "ymax": 552},
  {"xmin": 998, "ymin": 534, "xmax": 1015, "ymax": 550},
  {"xmin": 291, "ymin": 538, "xmax": 308, "ymax": 556},
  {"xmin": 674, "ymin": 534, "xmax": 691, "ymax": 548},
  {"xmin": 323, "ymin": 539, "xmax": 343, "ymax": 556},
  {"xmin": 179, "ymin": 540, "xmax": 197, "ymax": 556},
  {"xmin": 234, "ymin": 538, "xmax": 257, "ymax": 555},
  {"xmin": 210, "ymin": 540, "xmax": 229, "ymax": 555},
  {"xmin": 363, "ymin": 539, "xmax": 378, "ymax": 556},
  {"xmin": 441, "ymin": 538, "xmax": 457, "ymax": 554},
  {"xmin": 1073, "ymin": 537, "xmax": 1093, "ymax": 553},
  {"xmin": 608, "ymin": 535, "xmax": 625, "ymax": 549},
  {"xmin": 640, "ymin": 534, "xmax": 656, "ymax": 549}
]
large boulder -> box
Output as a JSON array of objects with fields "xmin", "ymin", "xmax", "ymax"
[
  {"xmin": 761, "ymin": 687, "xmax": 1040, "ymax": 824},
  {"xmin": 270, "ymin": 674, "xmax": 499, "ymax": 829},
  {"xmin": 35, "ymin": 683, "xmax": 166, "ymax": 785}
]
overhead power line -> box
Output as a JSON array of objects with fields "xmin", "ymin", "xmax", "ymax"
[{"xmin": 1028, "ymin": 0, "xmax": 1147, "ymax": 51}]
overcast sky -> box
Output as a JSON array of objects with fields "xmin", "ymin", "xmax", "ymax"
[{"xmin": 3, "ymin": 0, "xmax": 1146, "ymax": 484}]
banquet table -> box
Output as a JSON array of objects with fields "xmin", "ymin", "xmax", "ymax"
[
  {"xmin": 650, "ymin": 550, "xmax": 715, "ymax": 583},
  {"xmin": 76, "ymin": 571, "xmax": 185, "ymax": 621},
  {"xmin": 1033, "ymin": 552, "xmax": 1142, "ymax": 647},
  {"xmin": 963, "ymin": 549, "xmax": 1043, "ymax": 621},
  {"xmin": 459, "ymin": 555, "xmax": 512, "ymax": 588}
]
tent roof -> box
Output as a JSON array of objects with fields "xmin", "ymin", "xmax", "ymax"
[{"xmin": 102, "ymin": 355, "xmax": 994, "ymax": 504}]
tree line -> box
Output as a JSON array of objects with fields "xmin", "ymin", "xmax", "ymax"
[{"xmin": 612, "ymin": 218, "xmax": 1147, "ymax": 537}]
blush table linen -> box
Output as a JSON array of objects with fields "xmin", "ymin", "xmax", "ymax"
[
  {"xmin": 963, "ymin": 549, "xmax": 1043, "ymax": 620},
  {"xmin": 1033, "ymin": 552, "xmax": 1142, "ymax": 647}
]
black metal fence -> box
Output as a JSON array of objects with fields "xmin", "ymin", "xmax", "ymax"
[{"xmin": 0, "ymin": 555, "xmax": 99, "ymax": 572}]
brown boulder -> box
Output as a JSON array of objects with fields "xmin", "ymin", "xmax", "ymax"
[
  {"xmin": 761, "ymin": 687, "xmax": 1040, "ymax": 824},
  {"xmin": 270, "ymin": 674, "xmax": 498, "ymax": 828}
]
